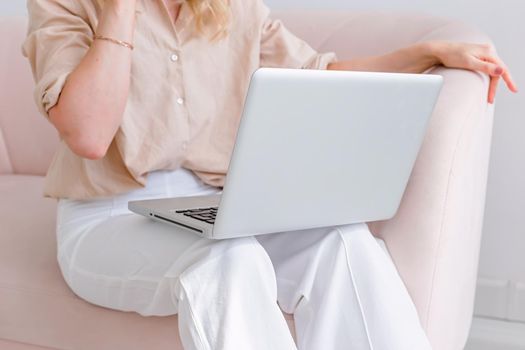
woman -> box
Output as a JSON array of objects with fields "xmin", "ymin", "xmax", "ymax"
[{"xmin": 22, "ymin": 0, "xmax": 517, "ymax": 349}]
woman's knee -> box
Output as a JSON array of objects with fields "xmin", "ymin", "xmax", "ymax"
[
  {"xmin": 205, "ymin": 236, "xmax": 275, "ymax": 278},
  {"xmin": 334, "ymin": 222, "xmax": 376, "ymax": 246},
  {"xmin": 312, "ymin": 222, "xmax": 390, "ymax": 262},
  {"xmin": 179, "ymin": 236, "xmax": 278, "ymax": 297},
  {"xmin": 333, "ymin": 222, "xmax": 392, "ymax": 261}
]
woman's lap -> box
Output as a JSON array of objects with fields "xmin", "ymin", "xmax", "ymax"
[
  {"xmin": 55, "ymin": 167, "xmax": 391, "ymax": 319},
  {"xmin": 57, "ymin": 201, "xmax": 385, "ymax": 317}
]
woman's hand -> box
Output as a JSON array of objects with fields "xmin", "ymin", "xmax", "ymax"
[
  {"xmin": 328, "ymin": 41, "xmax": 518, "ymax": 104},
  {"xmin": 429, "ymin": 40, "xmax": 518, "ymax": 104}
]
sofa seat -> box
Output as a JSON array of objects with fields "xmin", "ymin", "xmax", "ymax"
[{"xmin": 0, "ymin": 175, "xmax": 295, "ymax": 349}]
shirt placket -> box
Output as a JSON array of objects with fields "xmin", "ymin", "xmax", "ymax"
[{"xmin": 159, "ymin": 0, "xmax": 192, "ymax": 154}]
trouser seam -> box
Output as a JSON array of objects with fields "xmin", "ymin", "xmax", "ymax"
[
  {"xmin": 179, "ymin": 278, "xmax": 212, "ymax": 350},
  {"xmin": 294, "ymin": 294, "xmax": 315, "ymax": 349},
  {"xmin": 336, "ymin": 227, "xmax": 374, "ymax": 350}
]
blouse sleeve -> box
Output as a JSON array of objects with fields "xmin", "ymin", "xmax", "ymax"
[
  {"xmin": 21, "ymin": 0, "xmax": 94, "ymax": 119},
  {"xmin": 257, "ymin": 2, "xmax": 338, "ymax": 70}
]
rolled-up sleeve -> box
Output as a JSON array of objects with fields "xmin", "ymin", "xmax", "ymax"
[
  {"xmin": 21, "ymin": 0, "xmax": 94, "ymax": 119},
  {"xmin": 258, "ymin": 2, "xmax": 337, "ymax": 70}
]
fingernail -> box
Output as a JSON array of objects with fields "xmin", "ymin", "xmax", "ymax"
[{"xmin": 495, "ymin": 67, "xmax": 503, "ymax": 75}]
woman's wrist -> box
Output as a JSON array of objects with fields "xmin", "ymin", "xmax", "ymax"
[
  {"xmin": 96, "ymin": 0, "xmax": 137, "ymax": 43},
  {"xmin": 102, "ymin": 1, "xmax": 137, "ymax": 21},
  {"xmin": 421, "ymin": 40, "xmax": 445, "ymax": 68},
  {"xmin": 327, "ymin": 41, "xmax": 443, "ymax": 73}
]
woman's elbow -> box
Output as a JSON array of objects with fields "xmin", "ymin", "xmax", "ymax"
[
  {"xmin": 49, "ymin": 107, "xmax": 110, "ymax": 160},
  {"xmin": 63, "ymin": 131, "xmax": 109, "ymax": 160}
]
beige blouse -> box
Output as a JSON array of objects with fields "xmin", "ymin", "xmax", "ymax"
[{"xmin": 21, "ymin": 0, "xmax": 338, "ymax": 199}]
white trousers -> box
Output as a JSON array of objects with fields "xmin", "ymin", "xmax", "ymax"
[{"xmin": 56, "ymin": 167, "xmax": 431, "ymax": 350}]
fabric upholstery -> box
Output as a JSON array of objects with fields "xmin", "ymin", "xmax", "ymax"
[
  {"xmin": 0, "ymin": 17, "xmax": 59, "ymax": 177},
  {"xmin": 0, "ymin": 11, "xmax": 493, "ymax": 350},
  {"xmin": 0, "ymin": 339, "xmax": 57, "ymax": 350}
]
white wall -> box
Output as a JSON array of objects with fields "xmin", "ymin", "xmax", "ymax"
[
  {"xmin": 0, "ymin": 0, "xmax": 25, "ymax": 16},
  {"xmin": 2, "ymin": 0, "xmax": 524, "ymax": 323}
]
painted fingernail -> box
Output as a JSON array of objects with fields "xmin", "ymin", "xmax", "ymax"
[{"xmin": 495, "ymin": 67, "xmax": 503, "ymax": 75}]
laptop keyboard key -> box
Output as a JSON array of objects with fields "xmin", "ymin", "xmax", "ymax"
[{"xmin": 174, "ymin": 206, "xmax": 217, "ymax": 225}]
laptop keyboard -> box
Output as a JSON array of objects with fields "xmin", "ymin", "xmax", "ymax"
[{"xmin": 175, "ymin": 207, "xmax": 218, "ymax": 224}]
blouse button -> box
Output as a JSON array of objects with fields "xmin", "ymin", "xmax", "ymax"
[
  {"xmin": 176, "ymin": 97, "xmax": 184, "ymax": 105},
  {"xmin": 170, "ymin": 53, "xmax": 179, "ymax": 62}
]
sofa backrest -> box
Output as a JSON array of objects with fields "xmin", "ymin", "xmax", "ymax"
[{"xmin": 0, "ymin": 17, "xmax": 59, "ymax": 176}]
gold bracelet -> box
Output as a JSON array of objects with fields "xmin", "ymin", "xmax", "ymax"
[{"xmin": 93, "ymin": 34, "xmax": 134, "ymax": 50}]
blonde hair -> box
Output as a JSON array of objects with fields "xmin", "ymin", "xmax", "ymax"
[
  {"xmin": 188, "ymin": 0, "xmax": 231, "ymax": 40},
  {"xmin": 96, "ymin": 0, "xmax": 231, "ymax": 41}
]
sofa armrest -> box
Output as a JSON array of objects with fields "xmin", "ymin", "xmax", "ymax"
[
  {"xmin": 369, "ymin": 65, "xmax": 493, "ymax": 350},
  {"xmin": 273, "ymin": 11, "xmax": 495, "ymax": 350}
]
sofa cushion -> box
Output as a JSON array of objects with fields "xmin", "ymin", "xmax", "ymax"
[
  {"xmin": 0, "ymin": 175, "xmax": 295, "ymax": 349},
  {"xmin": 0, "ymin": 338, "xmax": 59, "ymax": 350},
  {"xmin": 0, "ymin": 175, "xmax": 179, "ymax": 349}
]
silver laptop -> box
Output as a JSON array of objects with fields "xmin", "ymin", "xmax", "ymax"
[{"xmin": 129, "ymin": 67, "xmax": 443, "ymax": 239}]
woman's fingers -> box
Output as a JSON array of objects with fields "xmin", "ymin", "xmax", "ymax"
[
  {"xmin": 470, "ymin": 50, "xmax": 519, "ymax": 103},
  {"xmin": 433, "ymin": 40, "xmax": 518, "ymax": 103},
  {"xmin": 503, "ymin": 71, "xmax": 518, "ymax": 92},
  {"xmin": 469, "ymin": 57, "xmax": 503, "ymax": 76},
  {"xmin": 480, "ymin": 54, "xmax": 519, "ymax": 92},
  {"xmin": 488, "ymin": 75, "xmax": 500, "ymax": 104},
  {"xmin": 468, "ymin": 56, "xmax": 503, "ymax": 103}
]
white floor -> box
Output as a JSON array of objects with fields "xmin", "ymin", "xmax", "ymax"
[{"xmin": 465, "ymin": 317, "xmax": 525, "ymax": 350}]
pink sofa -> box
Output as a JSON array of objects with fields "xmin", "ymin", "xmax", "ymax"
[{"xmin": 0, "ymin": 11, "xmax": 494, "ymax": 350}]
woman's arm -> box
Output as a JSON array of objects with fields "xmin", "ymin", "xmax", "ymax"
[
  {"xmin": 327, "ymin": 40, "xmax": 518, "ymax": 104},
  {"xmin": 48, "ymin": 1, "xmax": 137, "ymax": 160},
  {"xmin": 327, "ymin": 42, "xmax": 439, "ymax": 74}
]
